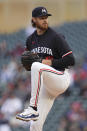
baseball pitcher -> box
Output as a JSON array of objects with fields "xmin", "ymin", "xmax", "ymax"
[{"xmin": 16, "ymin": 6, "xmax": 75, "ymax": 131}]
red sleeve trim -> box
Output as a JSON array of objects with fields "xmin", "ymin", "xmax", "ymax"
[{"xmin": 62, "ymin": 51, "xmax": 72, "ymax": 58}]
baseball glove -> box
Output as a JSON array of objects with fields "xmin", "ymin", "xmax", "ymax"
[{"xmin": 21, "ymin": 51, "xmax": 42, "ymax": 71}]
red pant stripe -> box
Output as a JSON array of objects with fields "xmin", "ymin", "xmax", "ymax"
[
  {"xmin": 40, "ymin": 68, "xmax": 64, "ymax": 75},
  {"xmin": 34, "ymin": 68, "xmax": 64, "ymax": 107},
  {"xmin": 35, "ymin": 71, "xmax": 41, "ymax": 107}
]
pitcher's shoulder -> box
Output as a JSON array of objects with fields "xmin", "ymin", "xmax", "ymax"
[{"xmin": 48, "ymin": 27, "xmax": 65, "ymax": 39}]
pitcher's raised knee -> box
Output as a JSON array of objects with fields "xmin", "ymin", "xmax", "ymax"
[{"xmin": 31, "ymin": 62, "xmax": 41, "ymax": 71}]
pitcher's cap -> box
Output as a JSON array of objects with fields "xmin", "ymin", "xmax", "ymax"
[{"xmin": 32, "ymin": 7, "xmax": 52, "ymax": 17}]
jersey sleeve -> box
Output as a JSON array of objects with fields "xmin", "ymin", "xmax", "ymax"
[
  {"xmin": 55, "ymin": 34, "xmax": 72, "ymax": 57},
  {"xmin": 52, "ymin": 34, "xmax": 75, "ymax": 70}
]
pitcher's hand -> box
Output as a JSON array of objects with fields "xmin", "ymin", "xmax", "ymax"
[{"xmin": 42, "ymin": 59, "xmax": 52, "ymax": 66}]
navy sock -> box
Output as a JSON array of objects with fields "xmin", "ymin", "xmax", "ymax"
[{"xmin": 30, "ymin": 106, "xmax": 37, "ymax": 111}]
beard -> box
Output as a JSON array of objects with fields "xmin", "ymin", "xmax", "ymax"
[{"xmin": 36, "ymin": 22, "xmax": 48, "ymax": 31}]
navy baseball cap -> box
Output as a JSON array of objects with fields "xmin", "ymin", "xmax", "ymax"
[{"xmin": 32, "ymin": 7, "xmax": 52, "ymax": 17}]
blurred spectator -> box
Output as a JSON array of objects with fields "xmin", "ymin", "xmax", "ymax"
[
  {"xmin": 9, "ymin": 43, "xmax": 24, "ymax": 57},
  {"xmin": 82, "ymin": 55, "xmax": 87, "ymax": 72},
  {"xmin": 74, "ymin": 67, "xmax": 87, "ymax": 87},
  {"xmin": 58, "ymin": 102, "xmax": 87, "ymax": 131},
  {"xmin": 79, "ymin": 110, "xmax": 87, "ymax": 131},
  {"xmin": 0, "ymin": 112, "xmax": 12, "ymax": 131},
  {"xmin": 67, "ymin": 122, "xmax": 81, "ymax": 131},
  {"xmin": 1, "ymin": 91, "xmax": 23, "ymax": 121},
  {"xmin": 14, "ymin": 77, "xmax": 31, "ymax": 101},
  {"xmin": 0, "ymin": 59, "xmax": 17, "ymax": 84},
  {"xmin": 66, "ymin": 102, "xmax": 84, "ymax": 122},
  {"xmin": 79, "ymin": 80, "xmax": 87, "ymax": 98},
  {"xmin": 58, "ymin": 117, "xmax": 68, "ymax": 131}
]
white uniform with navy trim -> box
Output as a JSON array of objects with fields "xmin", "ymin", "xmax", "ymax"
[{"xmin": 30, "ymin": 62, "xmax": 70, "ymax": 131}]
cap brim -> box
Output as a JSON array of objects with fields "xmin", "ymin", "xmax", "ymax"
[
  {"xmin": 35, "ymin": 14, "xmax": 52, "ymax": 17},
  {"xmin": 47, "ymin": 14, "xmax": 52, "ymax": 16}
]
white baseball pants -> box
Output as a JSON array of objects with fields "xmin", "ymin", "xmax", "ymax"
[{"xmin": 30, "ymin": 62, "xmax": 70, "ymax": 131}]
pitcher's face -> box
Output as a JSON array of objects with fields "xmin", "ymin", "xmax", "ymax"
[{"xmin": 33, "ymin": 16, "xmax": 48, "ymax": 30}]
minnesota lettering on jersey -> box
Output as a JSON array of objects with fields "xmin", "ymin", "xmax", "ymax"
[{"xmin": 31, "ymin": 47, "xmax": 53, "ymax": 56}]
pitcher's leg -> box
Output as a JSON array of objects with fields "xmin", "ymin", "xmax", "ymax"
[
  {"xmin": 30, "ymin": 69, "xmax": 70, "ymax": 131},
  {"xmin": 16, "ymin": 62, "xmax": 56, "ymax": 121},
  {"xmin": 30, "ymin": 62, "xmax": 58, "ymax": 107},
  {"xmin": 29, "ymin": 62, "xmax": 42, "ymax": 107},
  {"xmin": 43, "ymin": 69, "xmax": 70, "ymax": 97},
  {"xmin": 30, "ymin": 85, "xmax": 55, "ymax": 131},
  {"xmin": 16, "ymin": 62, "xmax": 69, "ymax": 122}
]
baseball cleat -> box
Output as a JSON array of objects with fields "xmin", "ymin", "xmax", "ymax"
[{"xmin": 16, "ymin": 106, "xmax": 39, "ymax": 121}]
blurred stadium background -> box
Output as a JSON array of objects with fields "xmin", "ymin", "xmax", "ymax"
[{"xmin": 0, "ymin": 0, "xmax": 87, "ymax": 131}]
